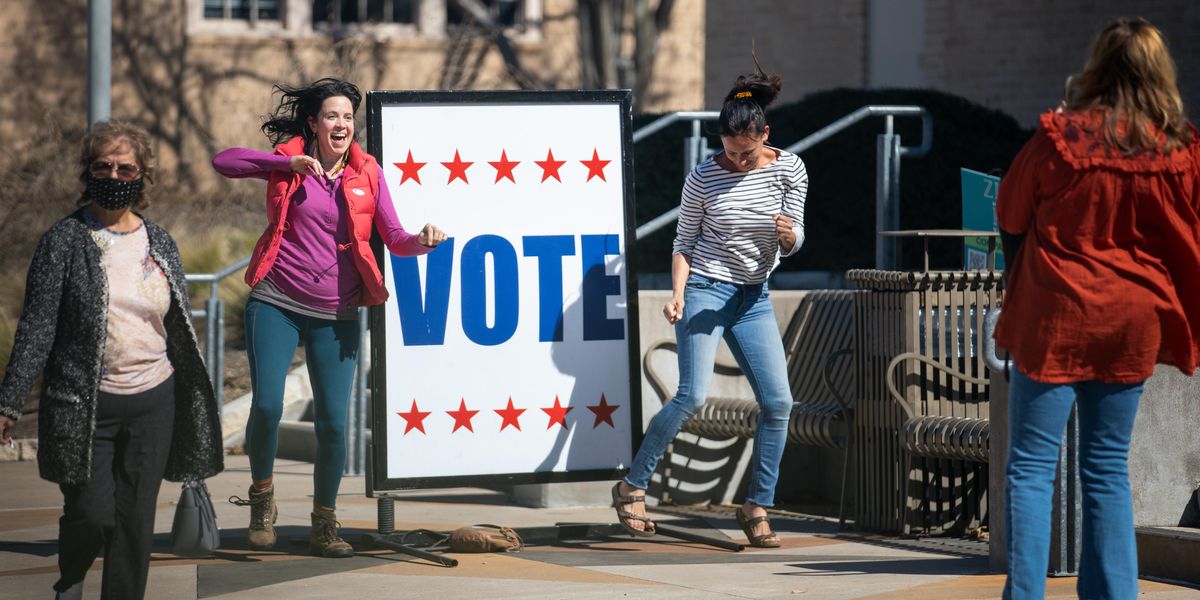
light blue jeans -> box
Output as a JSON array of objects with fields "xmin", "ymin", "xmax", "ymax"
[
  {"xmin": 1004, "ymin": 368, "xmax": 1144, "ymax": 600},
  {"xmin": 625, "ymin": 273, "xmax": 792, "ymax": 506}
]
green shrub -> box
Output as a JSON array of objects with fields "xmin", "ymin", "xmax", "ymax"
[{"xmin": 174, "ymin": 225, "xmax": 259, "ymax": 349}]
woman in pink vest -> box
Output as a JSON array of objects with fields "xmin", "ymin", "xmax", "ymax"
[{"xmin": 213, "ymin": 78, "xmax": 446, "ymax": 558}]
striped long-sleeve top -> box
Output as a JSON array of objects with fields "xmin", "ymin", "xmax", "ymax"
[{"xmin": 672, "ymin": 147, "xmax": 808, "ymax": 284}]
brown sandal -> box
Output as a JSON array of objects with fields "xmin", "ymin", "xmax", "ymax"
[
  {"xmin": 611, "ymin": 483, "xmax": 656, "ymax": 537},
  {"xmin": 736, "ymin": 506, "xmax": 781, "ymax": 548}
]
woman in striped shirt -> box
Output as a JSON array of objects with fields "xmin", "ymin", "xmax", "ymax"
[{"xmin": 612, "ymin": 61, "xmax": 807, "ymax": 547}]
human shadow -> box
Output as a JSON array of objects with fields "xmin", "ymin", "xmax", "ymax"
[
  {"xmin": 0, "ymin": 539, "xmax": 57, "ymax": 558},
  {"xmin": 777, "ymin": 555, "xmax": 988, "ymax": 577},
  {"xmin": 147, "ymin": 525, "xmax": 375, "ymax": 561},
  {"xmin": 539, "ymin": 259, "xmax": 635, "ymax": 474}
]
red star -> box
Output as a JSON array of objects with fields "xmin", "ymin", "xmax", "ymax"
[
  {"xmin": 535, "ymin": 149, "xmax": 566, "ymax": 182},
  {"xmin": 495, "ymin": 397, "xmax": 526, "ymax": 431},
  {"xmin": 541, "ymin": 395, "xmax": 573, "ymax": 430},
  {"xmin": 446, "ymin": 398, "xmax": 480, "ymax": 433},
  {"xmin": 488, "ymin": 149, "xmax": 520, "ymax": 183},
  {"xmin": 441, "ymin": 149, "xmax": 473, "ymax": 184},
  {"xmin": 580, "ymin": 148, "xmax": 610, "ymax": 182},
  {"xmin": 393, "ymin": 150, "xmax": 426, "ymax": 185},
  {"xmin": 587, "ymin": 393, "xmax": 619, "ymax": 428},
  {"xmin": 397, "ymin": 400, "xmax": 431, "ymax": 435}
]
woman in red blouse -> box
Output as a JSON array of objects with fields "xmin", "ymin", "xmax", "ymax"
[{"xmin": 994, "ymin": 18, "xmax": 1200, "ymax": 600}]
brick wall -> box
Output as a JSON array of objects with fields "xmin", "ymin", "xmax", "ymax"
[
  {"xmin": 703, "ymin": 1, "xmax": 1200, "ymax": 127},
  {"xmin": 920, "ymin": 1, "xmax": 1200, "ymax": 125},
  {"xmin": 704, "ymin": 0, "xmax": 866, "ymax": 108}
]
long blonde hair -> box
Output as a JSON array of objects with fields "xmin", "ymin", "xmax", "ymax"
[{"xmin": 1065, "ymin": 17, "xmax": 1193, "ymax": 153}]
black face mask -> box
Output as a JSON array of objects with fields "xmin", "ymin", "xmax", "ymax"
[{"xmin": 86, "ymin": 176, "xmax": 144, "ymax": 210}]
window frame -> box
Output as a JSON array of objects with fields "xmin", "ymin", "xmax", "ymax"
[{"xmin": 186, "ymin": 0, "xmax": 542, "ymax": 41}]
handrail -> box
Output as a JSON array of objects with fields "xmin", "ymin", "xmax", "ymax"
[
  {"xmin": 634, "ymin": 105, "xmax": 933, "ymax": 241},
  {"xmin": 631, "ymin": 111, "xmax": 719, "ymax": 143},
  {"xmin": 185, "ymin": 255, "xmax": 251, "ymax": 284},
  {"xmin": 184, "ymin": 255, "xmax": 251, "ymax": 415},
  {"xmin": 784, "ymin": 105, "xmax": 932, "ymax": 157},
  {"xmin": 635, "ymin": 207, "xmax": 681, "ymax": 240}
]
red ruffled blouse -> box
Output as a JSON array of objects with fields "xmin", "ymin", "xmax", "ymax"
[{"xmin": 994, "ymin": 109, "xmax": 1200, "ymax": 383}]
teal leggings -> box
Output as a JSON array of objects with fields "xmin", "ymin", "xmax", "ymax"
[{"xmin": 244, "ymin": 298, "xmax": 359, "ymax": 508}]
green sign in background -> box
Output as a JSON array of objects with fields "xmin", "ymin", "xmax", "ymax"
[{"xmin": 961, "ymin": 168, "xmax": 1004, "ymax": 270}]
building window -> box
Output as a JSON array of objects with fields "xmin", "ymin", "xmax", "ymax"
[
  {"xmin": 313, "ymin": 0, "xmax": 416, "ymax": 25},
  {"xmin": 188, "ymin": 0, "xmax": 540, "ymax": 38},
  {"xmin": 447, "ymin": 0, "xmax": 524, "ymax": 28},
  {"xmin": 203, "ymin": 0, "xmax": 281, "ymax": 20}
]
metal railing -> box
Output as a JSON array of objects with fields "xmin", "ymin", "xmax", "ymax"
[
  {"xmin": 633, "ymin": 105, "xmax": 933, "ymax": 270},
  {"xmin": 632, "ymin": 111, "xmax": 718, "ymax": 240},
  {"xmin": 185, "ymin": 255, "xmax": 249, "ymax": 416}
]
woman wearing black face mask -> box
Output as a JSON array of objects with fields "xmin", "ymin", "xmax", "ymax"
[{"xmin": 0, "ymin": 120, "xmax": 223, "ymax": 600}]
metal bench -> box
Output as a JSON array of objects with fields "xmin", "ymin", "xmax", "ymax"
[
  {"xmin": 885, "ymin": 353, "xmax": 991, "ymax": 536},
  {"xmin": 887, "ymin": 352, "xmax": 991, "ymax": 464},
  {"xmin": 643, "ymin": 289, "xmax": 857, "ymax": 524}
]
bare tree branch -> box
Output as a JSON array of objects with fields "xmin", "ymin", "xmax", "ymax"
[{"xmin": 447, "ymin": 0, "xmax": 545, "ymax": 89}]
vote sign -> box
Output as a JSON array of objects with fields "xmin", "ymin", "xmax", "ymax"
[{"xmin": 366, "ymin": 90, "xmax": 642, "ymax": 490}]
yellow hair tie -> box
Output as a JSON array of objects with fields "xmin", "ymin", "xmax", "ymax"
[{"xmin": 734, "ymin": 91, "xmax": 753, "ymax": 99}]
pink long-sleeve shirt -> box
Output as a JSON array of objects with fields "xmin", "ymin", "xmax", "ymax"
[{"xmin": 213, "ymin": 148, "xmax": 429, "ymax": 313}]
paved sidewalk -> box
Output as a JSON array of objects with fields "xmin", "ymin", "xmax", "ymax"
[{"xmin": 2, "ymin": 455, "xmax": 1197, "ymax": 599}]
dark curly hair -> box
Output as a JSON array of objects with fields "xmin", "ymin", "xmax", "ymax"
[
  {"xmin": 261, "ymin": 78, "xmax": 362, "ymax": 147},
  {"xmin": 716, "ymin": 47, "xmax": 783, "ymax": 138}
]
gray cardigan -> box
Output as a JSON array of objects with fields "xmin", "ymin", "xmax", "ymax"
[{"xmin": 0, "ymin": 210, "xmax": 223, "ymax": 485}]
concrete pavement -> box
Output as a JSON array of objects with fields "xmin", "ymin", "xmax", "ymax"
[{"xmin": 2, "ymin": 455, "xmax": 1197, "ymax": 599}]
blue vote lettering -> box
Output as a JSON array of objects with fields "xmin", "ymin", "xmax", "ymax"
[
  {"xmin": 522, "ymin": 235, "xmax": 575, "ymax": 342},
  {"xmin": 391, "ymin": 239, "xmax": 454, "ymax": 346},
  {"xmin": 391, "ymin": 234, "xmax": 625, "ymax": 346},
  {"xmin": 460, "ymin": 235, "xmax": 520, "ymax": 346},
  {"xmin": 581, "ymin": 234, "xmax": 623, "ymax": 341}
]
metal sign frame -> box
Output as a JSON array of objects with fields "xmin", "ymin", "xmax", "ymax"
[{"xmin": 365, "ymin": 89, "xmax": 642, "ymax": 493}]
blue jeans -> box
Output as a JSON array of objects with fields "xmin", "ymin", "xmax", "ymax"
[
  {"xmin": 625, "ymin": 274, "xmax": 792, "ymax": 506},
  {"xmin": 1004, "ymin": 368, "xmax": 1143, "ymax": 600},
  {"xmin": 244, "ymin": 298, "xmax": 360, "ymax": 508}
]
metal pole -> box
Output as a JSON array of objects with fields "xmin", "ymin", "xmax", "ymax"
[
  {"xmin": 346, "ymin": 308, "xmax": 369, "ymax": 476},
  {"xmin": 1050, "ymin": 406, "xmax": 1082, "ymax": 576},
  {"xmin": 356, "ymin": 308, "xmax": 368, "ymax": 473},
  {"xmin": 206, "ymin": 294, "xmax": 219, "ymax": 384},
  {"xmin": 682, "ymin": 118, "xmax": 706, "ymax": 177},
  {"xmin": 87, "ymin": 0, "xmax": 112, "ymax": 126},
  {"xmin": 890, "ymin": 134, "xmax": 902, "ymax": 266},
  {"xmin": 345, "ymin": 344, "xmax": 359, "ymax": 477},
  {"xmin": 215, "ymin": 299, "xmax": 225, "ymax": 417},
  {"xmin": 363, "ymin": 533, "xmax": 459, "ymax": 567},
  {"xmin": 690, "ymin": 119, "xmax": 705, "ymax": 172},
  {"xmin": 875, "ymin": 133, "xmax": 896, "ymax": 269}
]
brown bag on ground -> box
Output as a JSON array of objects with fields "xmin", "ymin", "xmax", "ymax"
[{"xmin": 447, "ymin": 524, "xmax": 524, "ymax": 553}]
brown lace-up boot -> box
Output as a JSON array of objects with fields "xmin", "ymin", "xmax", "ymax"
[
  {"xmin": 230, "ymin": 485, "xmax": 277, "ymax": 550},
  {"xmin": 310, "ymin": 506, "xmax": 354, "ymax": 558}
]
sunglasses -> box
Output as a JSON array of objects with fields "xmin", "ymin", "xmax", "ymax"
[{"xmin": 89, "ymin": 160, "xmax": 142, "ymax": 181}]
